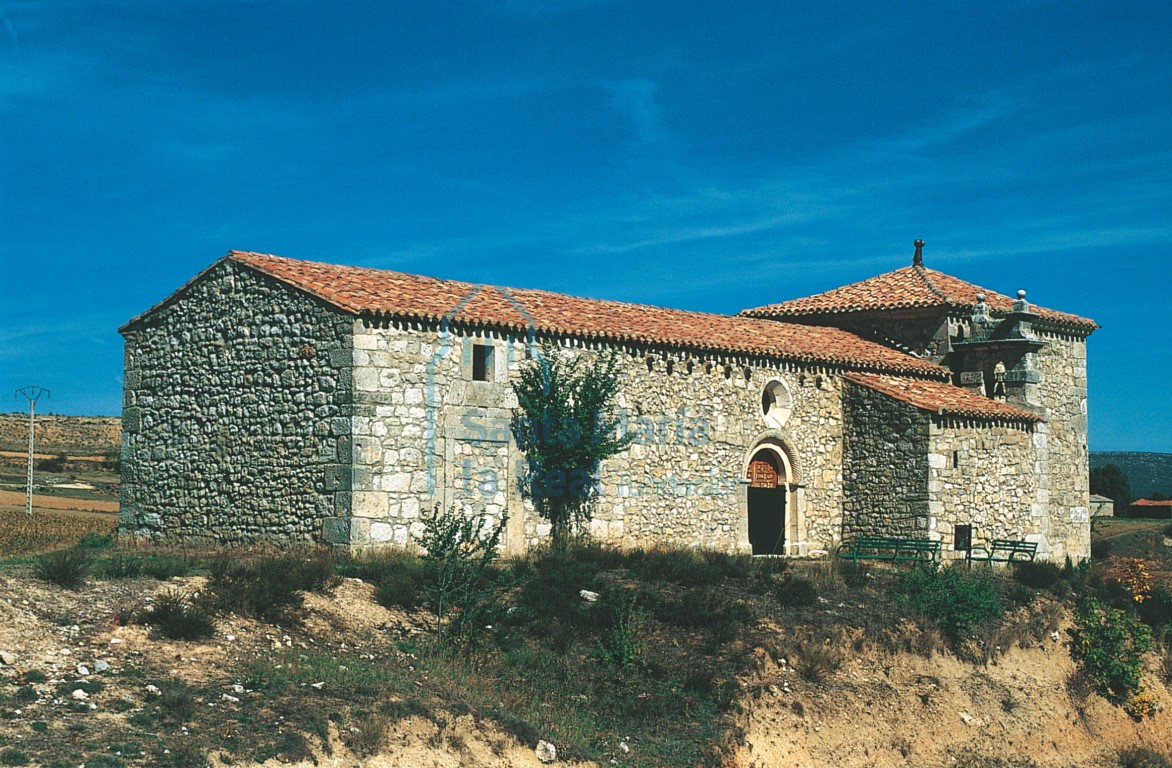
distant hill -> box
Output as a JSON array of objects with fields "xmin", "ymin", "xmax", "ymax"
[
  {"xmin": 0, "ymin": 413, "xmax": 121, "ymax": 456},
  {"xmin": 1090, "ymin": 451, "xmax": 1172, "ymax": 499}
]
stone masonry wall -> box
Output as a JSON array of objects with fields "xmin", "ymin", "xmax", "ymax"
[
  {"xmin": 928, "ymin": 419, "xmax": 1042, "ymax": 559},
  {"xmin": 1033, "ymin": 331, "xmax": 1091, "ymax": 560},
  {"xmin": 331, "ymin": 319, "xmax": 847, "ymax": 554},
  {"xmin": 842, "ymin": 382, "xmax": 930, "ymax": 539},
  {"xmin": 120, "ymin": 261, "xmax": 354, "ymax": 541}
]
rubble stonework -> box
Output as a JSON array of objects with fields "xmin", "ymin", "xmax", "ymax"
[
  {"xmin": 119, "ymin": 261, "xmax": 354, "ymax": 540},
  {"xmin": 119, "ymin": 250, "xmax": 1096, "ymax": 560}
]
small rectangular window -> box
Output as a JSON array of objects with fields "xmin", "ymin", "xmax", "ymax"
[
  {"xmin": 954, "ymin": 524, "xmax": 973, "ymax": 552},
  {"xmin": 952, "ymin": 451, "xmax": 961, "ymax": 468},
  {"xmin": 472, "ymin": 343, "xmax": 493, "ymax": 382}
]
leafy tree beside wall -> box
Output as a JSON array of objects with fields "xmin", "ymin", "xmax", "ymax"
[
  {"xmin": 1091, "ymin": 464, "xmax": 1133, "ymax": 512},
  {"xmin": 511, "ymin": 346, "xmax": 630, "ymax": 545}
]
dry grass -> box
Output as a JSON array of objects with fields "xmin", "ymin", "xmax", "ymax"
[{"xmin": 0, "ymin": 506, "xmax": 117, "ymax": 556}]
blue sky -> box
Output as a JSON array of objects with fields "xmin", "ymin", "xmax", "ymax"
[{"xmin": 0, "ymin": 1, "xmax": 1168, "ymax": 451}]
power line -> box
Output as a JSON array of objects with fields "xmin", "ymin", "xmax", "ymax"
[{"xmin": 15, "ymin": 386, "xmax": 49, "ymax": 516}]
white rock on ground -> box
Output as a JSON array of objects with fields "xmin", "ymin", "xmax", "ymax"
[{"xmin": 535, "ymin": 740, "xmax": 557, "ymax": 763}]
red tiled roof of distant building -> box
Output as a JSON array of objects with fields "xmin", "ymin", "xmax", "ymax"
[
  {"xmin": 122, "ymin": 251, "xmax": 949, "ymax": 378},
  {"xmin": 1130, "ymin": 499, "xmax": 1172, "ymax": 507},
  {"xmin": 844, "ymin": 371, "xmax": 1042, "ymax": 423},
  {"xmin": 740, "ymin": 264, "xmax": 1097, "ymax": 332}
]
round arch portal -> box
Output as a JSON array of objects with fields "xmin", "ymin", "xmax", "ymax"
[{"xmin": 742, "ymin": 437, "xmax": 804, "ymax": 556}]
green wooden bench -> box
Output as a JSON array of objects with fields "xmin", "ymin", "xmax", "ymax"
[
  {"xmin": 836, "ymin": 535, "xmax": 941, "ymax": 564},
  {"xmin": 966, "ymin": 538, "xmax": 1038, "ymax": 564}
]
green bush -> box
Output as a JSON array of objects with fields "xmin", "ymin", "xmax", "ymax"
[
  {"xmin": 34, "ymin": 547, "xmax": 94, "ymax": 589},
  {"xmin": 897, "ymin": 564, "xmax": 1002, "ymax": 640},
  {"xmin": 1012, "ymin": 561, "xmax": 1062, "ymax": 589},
  {"xmin": 0, "ymin": 748, "xmax": 29, "ymax": 766},
  {"xmin": 142, "ymin": 555, "xmax": 192, "ymax": 580},
  {"xmin": 141, "ymin": 590, "xmax": 215, "ymax": 641},
  {"xmin": 1091, "ymin": 539, "xmax": 1113, "ymax": 559},
  {"xmin": 1070, "ymin": 598, "xmax": 1154, "ymax": 703}
]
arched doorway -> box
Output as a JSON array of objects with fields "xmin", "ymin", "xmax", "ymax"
[{"xmin": 747, "ymin": 450, "xmax": 786, "ymax": 555}]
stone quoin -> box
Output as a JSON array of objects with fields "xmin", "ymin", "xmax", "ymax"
[{"xmin": 118, "ymin": 242, "xmax": 1097, "ymax": 560}]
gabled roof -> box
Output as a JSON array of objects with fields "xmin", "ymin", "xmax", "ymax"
[
  {"xmin": 843, "ymin": 371, "xmax": 1043, "ymax": 424},
  {"xmin": 740, "ymin": 264, "xmax": 1097, "ymax": 333},
  {"xmin": 122, "ymin": 251, "xmax": 948, "ymax": 378}
]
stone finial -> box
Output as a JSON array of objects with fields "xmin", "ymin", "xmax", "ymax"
[
  {"xmin": 1013, "ymin": 289, "xmax": 1029, "ymax": 313},
  {"xmin": 913, "ymin": 239, "xmax": 925, "ymax": 267}
]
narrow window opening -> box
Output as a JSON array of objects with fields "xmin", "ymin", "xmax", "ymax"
[
  {"xmin": 472, "ymin": 343, "xmax": 493, "ymax": 382},
  {"xmin": 952, "ymin": 451, "xmax": 961, "ymax": 468},
  {"xmin": 954, "ymin": 524, "xmax": 973, "ymax": 552}
]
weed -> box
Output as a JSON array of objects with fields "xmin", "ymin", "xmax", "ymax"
[
  {"xmin": 33, "ymin": 547, "xmax": 94, "ymax": 589},
  {"xmin": 348, "ymin": 712, "xmax": 390, "ymax": 756},
  {"xmin": 21, "ymin": 670, "xmax": 46, "ymax": 684},
  {"xmin": 1138, "ymin": 587, "xmax": 1172, "ymax": 630},
  {"xmin": 157, "ymin": 684, "xmax": 197, "ymax": 722},
  {"xmin": 142, "ymin": 555, "xmax": 192, "ymax": 580},
  {"xmin": 140, "ymin": 590, "xmax": 215, "ymax": 640},
  {"xmin": 791, "ymin": 636, "xmax": 844, "ymax": 683},
  {"xmin": 598, "ymin": 588, "xmax": 643, "ymax": 666}
]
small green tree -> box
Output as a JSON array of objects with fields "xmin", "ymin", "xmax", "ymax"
[
  {"xmin": 511, "ymin": 346, "xmax": 630, "ymax": 546},
  {"xmin": 1091, "ymin": 464, "xmax": 1133, "ymax": 511},
  {"xmin": 418, "ymin": 504, "xmax": 506, "ymax": 645}
]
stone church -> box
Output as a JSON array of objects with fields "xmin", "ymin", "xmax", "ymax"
[{"xmin": 118, "ymin": 242, "xmax": 1097, "ymax": 560}]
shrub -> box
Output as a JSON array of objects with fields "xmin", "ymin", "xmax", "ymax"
[
  {"xmin": 77, "ymin": 533, "xmax": 114, "ymax": 550},
  {"xmin": 1091, "ymin": 539, "xmax": 1112, "ymax": 560},
  {"xmin": 205, "ymin": 549, "xmax": 338, "ymax": 624},
  {"xmin": 1070, "ymin": 597, "xmax": 1154, "ymax": 704},
  {"xmin": 34, "ymin": 547, "xmax": 94, "ymax": 589},
  {"xmin": 97, "ymin": 555, "xmax": 145, "ymax": 580},
  {"xmin": 1138, "ymin": 587, "xmax": 1172, "ymax": 630},
  {"xmin": 0, "ymin": 749, "xmax": 29, "ymax": 766},
  {"xmin": 1118, "ymin": 747, "xmax": 1172, "ymax": 768},
  {"xmin": 141, "ymin": 590, "xmax": 215, "ymax": 641},
  {"xmin": 1012, "ymin": 561, "xmax": 1062, "ymax": 589},
  {"xmin": 516, "ymin": 546, "xmax": 599, "ymax": 625},
  {"xmin": 897, "ymin": 564, "xmax": 1001, "ymax": 641},
  {"xmin": 142, "ymin": 555, "xmax": 192, "ymax": 580},
  {"xmin": 157, "ymin": 683, "xmax": 197, "ymax": 722},
  {"xmin": 774, "ymin": 576, "xmax": 818, "ymax": 608},
  {"xmin": 374, "ymin": 561, "xmax": 427, "ymax": 609}
]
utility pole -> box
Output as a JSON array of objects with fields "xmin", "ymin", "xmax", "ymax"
[{"xmin": 15, "ymin": 386, "xmax": 49, "ymax": 516}]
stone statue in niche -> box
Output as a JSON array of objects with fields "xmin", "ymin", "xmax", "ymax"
[{"xmin": 992, "ymin": 360, "xmax": 1007, "ymax": 400}]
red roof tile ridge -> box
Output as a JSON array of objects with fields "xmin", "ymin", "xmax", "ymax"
[{"xmin": 844, "ymin": 371, "xmax": 1043, "ymax": 423}]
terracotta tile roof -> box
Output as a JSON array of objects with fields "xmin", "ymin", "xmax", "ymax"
[
  {"xmin": 1130, "ymin": 499, "xmax": 1172, "ymax": 507},
  {"xmin": 123, "ymin": 251, "xmax": 949, "ymax": 377},
  {"xmin": 741, "ymin": 265, "xmax": 1097, "ymax": 332},
  {"xmin": 844, "ymin": 371, "xmax": 1043, "ymax": 423}
]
